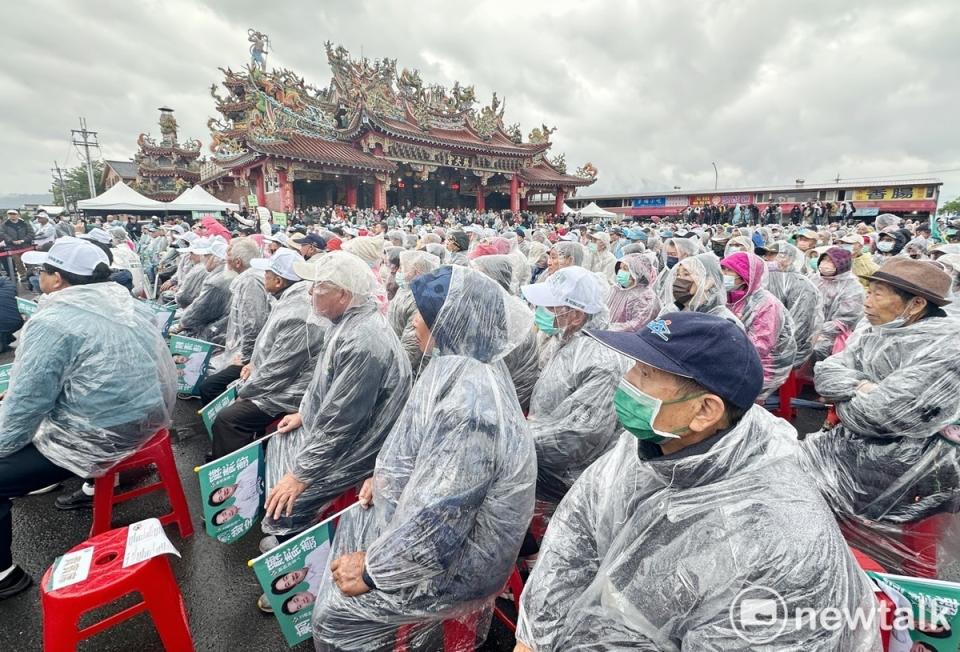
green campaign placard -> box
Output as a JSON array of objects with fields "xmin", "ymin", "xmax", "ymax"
[
  {"xmin": 869, "ymin": 571, "xmax": 960, "ymax": 650},
  {"xmin": 199, "ymin": 385, "xmax": 238, "ymax": 439},
  {"xmin": 144, "ymin": 301, "xmax": 177, "ymax": 338},
  {"xmin": 249, "ymin": 507, "xmax": 355, "ymax": 646},
  {"xmin": 0, "ymin": 363, "xmax": 13, "ymax": 394},
  {"xmin": 196, "ymin": 439, "xmax": 265, "ymax": 544},
  {"xmin": 168, "ymin": 334, "xmax": 216, "ymax": 395},
  {"xmin": 273, "ymin": 212, "xmax": 288, "ymax": 228},
  {"xmin": 16, "ymin": 297, "xmax": 38, "ymax": 318},
  {"xmin": 247, "ymin": 194, "xmax": 259, "ymax": 208}
]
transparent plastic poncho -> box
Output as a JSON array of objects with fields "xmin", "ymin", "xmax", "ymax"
[
  {"xmin": 765, "ymin": 243, "xmax": 824, "ymax": 367},
  {"xmin": 801, "ymin": 315, "xmax": 960, "ymax": 576},
  {"xmin": 811, "ymin": 269, "xmax": 864, "ymax": 361},
  {"xmin": 528, "ymin": 310, "xmax": 630, "ymax": 504},
  {"xmin": 0, "ymin": 283, "xmax": 177, "ymax": 477},
  {"xmin": 174, "ymin": 262, "xmax": 207, "ymax": 308},
  {"xmin": 212, "ymin": 267, "xmax": 271, "ymax": 370},
  {"xmin": 607, "ymin": 253, "xmax": 661, "ymax": 332},
  {"xmin": 657, "ymin": 253, "xmax": 741, "ymax": 325},
  {"xmin": 238, "ymin": 282, "xmax": 327, "ymax": 417},
  {"xmin": 722, "ymin": 252, "xmax": 798, "ymax": 399},
  {"xmin": 388, "ymin": 251, "xmax": 441, "ymax": 377},
  {"xmin": 263, "ymin": 299, "xmax": 412, "ymax": 536},
  {"xmin": 178, "ymin": 262, "xmax": 232, "ymax": 343},
  {"xmin": 311, "ymin": 266, "xmax": 536, "ymax": 651},
  {"xmin": 517, "ymin": 407, "xmax": 881, "ymax": 651}
]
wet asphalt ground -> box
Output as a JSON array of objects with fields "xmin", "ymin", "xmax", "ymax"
[{"xmin": 1, "ymin": 335, "xmax": 957, "ymax": 650}]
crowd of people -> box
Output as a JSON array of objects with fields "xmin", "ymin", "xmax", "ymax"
[{"xmin": 0, "ymin": 202, "xmax": 959, "ymax": 650}]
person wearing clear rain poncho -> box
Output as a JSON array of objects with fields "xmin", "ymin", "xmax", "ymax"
[
  {"xmin": 0, "ymin": 237, "xmax": 176, "ymax": 598},
  {"xmin": 764, "ymin": 241, "xmax": 824, "ymax": 367},
  {"xmin": 799, "ymin": 258, "xmax": 960, "ymax": 577},
  {"xmin": 172, "ymin": 237, "xmax": 233, "ymax": 344},
  {"xmin": 514, "ymin": 312, "xmax": 879, "ymax": 652},
  {"xmin": 607, "ymin": 253, "xmax": 660, "ymax": 332},
  {"xmin": 522, "ymin": 267, "xmax": 629, "ymax": 504},
  {"xmin": 658, "ymin": 253, "xmax": 740, "ymax": 325},
  {"xmin": 720, "ymin": 251, "xmax": 797, "ymax": 399},
  {"xmin": 210, "ymin": 249, "xmax": 326, "ymax": 458},
  {"xmin": 260, "ymin": 251, "xmax": 411, "ymax": 550},
  {"xmin": 652, "ymin": 237, "xmax": 700, "ymax": 298},
  {"xmin": 387, "ymin": 250, "xmax": 440, "ymax": 377},
  {"xmin": 201, "ymin": 238, "xmax": 271, "ymax": 400},
  {"xmin": 174, "ymin": 238, "xmax": 210, "ymax": 308},
  {"xmin": 810, "ymin": 246, "xmax": 864, "ymax": 361},
  {"xmin": 311, "ymin": 265, "xmax": 536, "ymax": 652},
  {"xmin": 471, "ymin": 255, "xmax": 540, "ymax": 411}
]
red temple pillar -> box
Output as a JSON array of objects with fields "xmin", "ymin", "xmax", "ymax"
[
  {"xmin": 554, "ymin": 187, "xmax": 566, "ymax": 216},
  {"xmin": 509, "ymin": 175, "xmax": 520, "ymax": 212},
  {"xmin": 278, "ymin": 169, "xmax": 294, "ymax": 212},
  {"xmin": 476, "ymin": 187, "xmax": 486, "ymax": 212},
  {"xmin": 345, "ymin": 177, "xmax": 358, "ymax": 208},
  {"xmin": 254, "ymin": 167, "xmax": 267, "ymax": 207},
  {"xmin": 373, "ymin": 177, "xmax": 385, "ymax": 211}
]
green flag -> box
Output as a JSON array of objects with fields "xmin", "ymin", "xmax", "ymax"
[{"xmin": 196, "ymin": 438, "xmax": 265, "ymax": 544}]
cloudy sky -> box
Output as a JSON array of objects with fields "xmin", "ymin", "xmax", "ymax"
[{"xmin": 3, "ymin": 0, "xmax": 959, "ymax": 202}]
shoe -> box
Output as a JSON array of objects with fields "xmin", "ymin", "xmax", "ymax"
[
  {"xmin": 0, "ymin": 566, "xmax": 32, "ymax": 600},
  {"xmin": 55, "ymin": 488, "xmax": 93, "ymax": 510},
  {"xmin": 257, "ymin": 593, "xmax": 273, "ymax": 613},
  {"xmin": 259, "ymin": 535, "xmax": 279, "ymax": 554},
  {"xmin": 27, "ymin": 482, "xmax": 62, "ymax": 496}
]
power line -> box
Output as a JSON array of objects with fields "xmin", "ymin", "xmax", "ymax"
[
  {"xmin": 51, "ymin": 161, "xmax": 69, "ymax": 210},
  {"xmin": 829, "ymin": 168, "xmax": 960, "ymax": 183},
  {"xmin": 71, "ymin": 117, "xmax": 101, "ymax": 199}
]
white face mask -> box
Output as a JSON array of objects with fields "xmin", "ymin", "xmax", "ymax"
[
  {"xmin": 722, "ymin": 275, "xmax": 738, "ymax": 290},
  {"xmin": 877, "ymin": 240, "xmax": 894, "ymax": 253}
]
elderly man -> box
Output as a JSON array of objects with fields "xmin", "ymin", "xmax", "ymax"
[
  {"xmin": 258, "ymin": 252, "xmax": 411, "ymax": 562},
  {"xmin": 387, "ymin": 250, "xmax": 440, "ymax": 375},
  {"xmin": 210, "ymin": 249, "xmax": 326, "ymax": 458},
  {"xmin": 540, "ymin": 241, "xmax": 585, "ymax": 284},
  {"xmin": 521, "ymin": 267, "xmax": 628, "ymax": 504},
  {"xmin": 199, "ymin": 237, "xmax": 271, "ymax": 403},
  {"xmin": 587, "ymin": 231, "xmax": 617, "ymax": 283},
  {"xmin": 174, "ymin": 237, "xmax": 210, "ymax": 308},
  {"xmin": 444, "ymin": 230, "xmax": 470, "ymax": 266},
  {"xmin": 172, "ymin": 238, "xmax": 232, "ymax": 344},
  {"xmin": 839, "ymin": 233, "xmax": 878, "ymax": 288},
  {"xmin": 294, "ymin": 234, "xmax": 326, "ymax": 261},
  {"xmin": 32, "ymin": 212, "xmax": 57, "ymax": 251},
  {"xmin": 800, "ymin": 259, "xmax": 960, "ymax": 576},
  {"xmin": 515, "ymin": 312, "xmax": 879, "ymax": 651}
]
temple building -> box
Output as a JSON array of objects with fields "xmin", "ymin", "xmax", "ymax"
[
  {"xmin": 132, "ymin": 107, "xmax": 203, "ymax": 201},
  {"xmin": 202, "ymin": 41, "xmax": 596, "ymax": 213}
]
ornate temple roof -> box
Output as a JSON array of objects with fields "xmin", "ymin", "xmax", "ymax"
[{"xmin": 204, "ymin": 39, "xmax": 597, "ymax": 196}]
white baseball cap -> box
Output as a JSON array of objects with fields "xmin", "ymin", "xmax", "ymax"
[
  {"xmin": 80, "ymin": 227, "xmax": 113, "ymax": 245},
  {"xmin": 559, "ymin": 232, "xmax": 580, "ymax": 242},
  {"xmin": 208, "ymin": 239, "xmax": 228, "ymax": 260},
  {"xmin": 250, "ymin": 248, "xmax": 304, "ymax": 281},
  {"xmin": 521, "ymin": 266, "xmax": 605, "ymax": 314},
  {"xmin": 265, "ymin": 232, "xmax": 289, "ymax": 246},
  {"xmin": 23, "ymin": 237, "xmax": 110, "ymax": 275},
  {"xmin": 187, "ymin": 237, "xmax": 212, "ymax": 254}
]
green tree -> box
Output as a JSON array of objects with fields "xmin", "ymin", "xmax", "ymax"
[
  {"xmin": 49, "ymin": 161, "xmax": 105, "ymax": 208},
  {"xmin": 938, "ymin": 196, "xmax": 960, "ymax": 216}
]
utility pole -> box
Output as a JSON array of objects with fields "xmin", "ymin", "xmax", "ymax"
[
  {"xmin": 71, "ymin": 117, "xmax": 100, "ymax": 199},
  {"xmin": 51, "ymin": 161, "xmax": 69, "ymax": 211}
]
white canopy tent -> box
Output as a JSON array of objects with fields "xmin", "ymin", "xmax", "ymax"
[
  {"xmin": 577, "ymin": 201, "xmax": 617, "ymax": 219},
  {"xmin": 76, "ymin": 181, "xmax": 167, "ymax": 212},
  {"xmin": 561, "ymin": 202, "xmax": 577, "ymax": 214},
  {"xmin": 167, "ymin": 185, "xmax": 239, "ymax": 212}
]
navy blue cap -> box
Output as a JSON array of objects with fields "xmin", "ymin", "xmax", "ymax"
[
  {"xmin": 411, "ymin": 266, "xmax": 452, "ymax": 329},
  {"xmin": 587, "ymin": 312, "xmax": 763, "ymax": 409},
  {"xmin": 299, "ymin": 234, "xmax": 327, "ymax": 249}
]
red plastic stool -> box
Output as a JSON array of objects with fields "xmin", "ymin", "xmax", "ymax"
[
  {"xmin": 775, "ymin": 369, "xmax": 800, "ymax": 420},
  {"xmin": 40, "ymin": 527, "xmax": 194, "ymax": 651},
  {"xmin": 319, "ymin": 486, "xmax": 360, "ymax": 527},
  {"xmin": 395, "ymin": 611, "xmax": 480, "ymax": 652},
  {"xmin": 493, "ymin": 567, "xmax": 525, "ymax": 632},
  {"xmin": 91, "ymin": 429, "xmax": 194, "ymax": 538},
  {"xmin": 902, "ymin": 513, "xmax": 947, "ymax": 579}
]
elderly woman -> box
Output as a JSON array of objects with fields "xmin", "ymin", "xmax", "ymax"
[
  {"xmin": 800, "ymin": 259, "xmax": 960, "ymax": 576},
  {"xmin": 607, "ymin": 254, "xmax": 660, "ymax": 332},
  {"xmin": 765, "ymin": 242, "xmax": 823, "ymax": 367},
  {"xmin": 658, "ymin": 253, "xmax": 740, "ymax": 324},
  {"xmin": 811, "ymin": 247, "xmax": 864, "ymax": 360},
  {"xmin": 720, "ymin": 251, "xmax": 797, "ymax": 398},
  {"xmin": 311, "ymin": 266, "xmax": 536, "ymax": 651}
]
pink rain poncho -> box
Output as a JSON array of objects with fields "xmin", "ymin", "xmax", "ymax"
[
  {"xmin": 606, "ymin": 254, "xmax": 660, "ymax": 332},
  {"xmin": 721, "ymin": 252, "xmax": 797, "ymax": 399}
]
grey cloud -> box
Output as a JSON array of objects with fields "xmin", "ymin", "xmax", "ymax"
[{"xmin": 3, "ymin": 0, "xmax": 959, "ymax": 202}]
